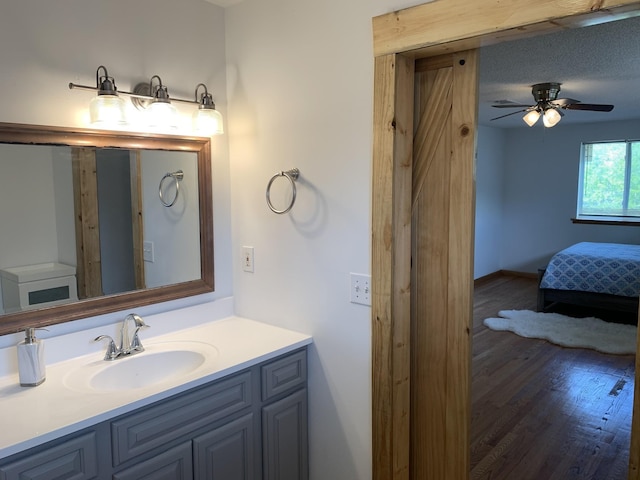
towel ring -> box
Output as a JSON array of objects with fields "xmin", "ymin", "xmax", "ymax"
[
  {"xmin": 159, "ymin": 170, "xmax": 184, "ymax": 207},
  {"xmin": 266, "ymin": 168, "xmax": 300, "ymax": 214}
]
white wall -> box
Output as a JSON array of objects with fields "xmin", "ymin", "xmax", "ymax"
[
  {"xmin": 225, "ymin": 1, "xmax": 415, "ymax": 478},
  {"xmin": 475, "ymin": 125, "xmax": 506, "ymax": 278},
  {"xmin": 0, "ymin": 0, "xmax": 233, "ymax": 342},
  {"xmin": 0, "ymin": 1, "xmax": 423, "ymax": 479},
  {"xmin": 0, "ymin": 145, "xmax": 59, "ymax": 273},
  {"xmin": 499, "ymin": 119, "xmax": 640, "ymax": 272},
  {"xmin": 52, "ymin": 148, "xmax": 76, "ymax": 268},
  {"xmin": 0, "ymin": 145, "xmax": 62, "ymax": 313},
  {"xmin": 141, "ymin": 150, "xmax": 201, "ymax": 288}
]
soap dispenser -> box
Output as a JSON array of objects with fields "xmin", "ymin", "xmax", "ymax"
[{"xmin": 17, "ymin": 327, "xmax": 46, "ymax": 387}]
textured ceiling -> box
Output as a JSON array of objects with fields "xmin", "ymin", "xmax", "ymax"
[
  {"xmin": 203, "ymin": 0, "xmax": 243, "ymax": 7},
  {"xmin": 478, "ymin": 16, "xmax": 640, "ymax": 128}
]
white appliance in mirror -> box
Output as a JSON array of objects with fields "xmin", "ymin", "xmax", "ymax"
[{"xmin": 0, "ymin": 263, "xmax": 78, "ymax": 313}]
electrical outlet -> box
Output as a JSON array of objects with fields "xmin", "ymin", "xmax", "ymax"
[
  {"xmin": 242, "ymin": 246, "xmax": 254, "ymax": 273},
  {"xmin": 143, "ymin": 241, "xmax": 154, "ymax": 263},
  {"xmin": 350, "ymin": 273, "xmax": 371, "ymax": 306}
]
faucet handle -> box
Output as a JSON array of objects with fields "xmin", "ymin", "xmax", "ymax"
[
  {"xmin": 126, "ymin": 313, "xmax": 149, "ymax": 329},
  {"xmin": 126, "ymin": 313, "xmax": 150, "ymax": 354},
  {"xmin": 130, "ymin": 329, "xmax": 145, "ymax": 353},
  {"xmin": 94, "ymin": 335, "xmax": 118, "ymax": 361}
]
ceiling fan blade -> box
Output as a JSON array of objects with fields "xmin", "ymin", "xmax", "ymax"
[
  {"xmin": 562, "ymin": 103, "xmax": 614, "ymax": 112},
  {"xmin": 491, "ymin": 103, "xmax": 532, "ymax": 108},
  {"xmin": 550, "ymin": 98, "xmax": 579, "ymax": 106},
  {"xmin": 490, "ymin": 109, "xmax": 528, "ymax": 121}
]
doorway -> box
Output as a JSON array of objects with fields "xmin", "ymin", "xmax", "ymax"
[
  {"xmin": 470, "ymin": 17, "xmax": 640, "ymax": 475},
  {"xmin": 72, "ymin": 148, "xmax": 145, "ymax": 299},
  {"xmin": 370, "ymin": 2, "xmax": 640, "ymax": 479}
]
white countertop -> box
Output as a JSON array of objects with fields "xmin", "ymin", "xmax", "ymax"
[{"xmin": 0, "ymin": 316, "xmax": 312, "ymax": 460}]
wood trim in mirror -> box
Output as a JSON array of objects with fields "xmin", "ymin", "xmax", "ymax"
[{"xmin": 0, "ymin": 122, "xmax": 214, "ymax": 336}]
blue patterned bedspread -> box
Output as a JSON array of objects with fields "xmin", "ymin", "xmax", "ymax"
[{"xmin": 540, "ymin": 242, "xmax": 640, "ymax": 297}]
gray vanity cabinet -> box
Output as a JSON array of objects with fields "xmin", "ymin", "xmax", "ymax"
[
  {"xmin": 261, "ymin": 349, "xmax": 308, "ymax": 480},
  {"xmin": 0, "ymin": 347, "xmax": 308, "ymax": 480},
  {"xmin": 112, "ymin": 442, "xmax": 193, "ymax": 480},
  {"xmin": 0, "ymin": 429, "xmax": 105, "ymax": 480},
  {"xmin": 193, "ymin": 412, "xmax": 256, "ymax": 478}
]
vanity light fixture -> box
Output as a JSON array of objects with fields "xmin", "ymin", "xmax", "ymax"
[
  {"xmin": 193, "ymin": 83, "xmax": 224, "ymax": 135},
  {"xmin": 69, "ymin": 66, "xmax": 224, "ymax": 135},
  {"xmin": 139, "ymin": 75, "xmax": 179, "ymax": 130},
  {"xmin": 87, "ymin": 66, "xmax": 127, "ymax": 127}
]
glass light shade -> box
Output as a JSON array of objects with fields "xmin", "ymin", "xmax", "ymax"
[
  {"xmin": 543, "ymin": 108, "xmax": 562, "ymax": 128},
  {"xmin": 193, "ymin": 108, "xmax": 224, "ymax": 136},
  {"xmin": 89, "ymin": 95, "xmax": 127, "ymax": 126},
  {"xmin": 522, "ymin": 110, "xmax": 540, "ymax": 127},
  {"xmin": 146, "ymin": 101, "xmax": 178, "ymax": 130}
]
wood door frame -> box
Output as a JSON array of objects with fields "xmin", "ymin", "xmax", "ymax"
[
  {"xmin": 371, "ymin": 2, "xmax": 640, "ymax": 479},
  {"xmin": 72, "ymin": 148, "xmax": 103, "ymax": 299}
]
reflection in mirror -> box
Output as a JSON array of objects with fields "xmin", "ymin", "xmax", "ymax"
[{"xmin": 0, "ymin": 123, "xmax": 213, "ymax": 336}]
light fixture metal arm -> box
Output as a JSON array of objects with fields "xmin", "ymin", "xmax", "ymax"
[{"xmin": 68, "ymin": 82, "xmax": 201, "ymax": 106}]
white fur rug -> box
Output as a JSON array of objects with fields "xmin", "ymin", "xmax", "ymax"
[{"xmin": 483, "ymin": 310, "xmax": 637, "ymax": 355}]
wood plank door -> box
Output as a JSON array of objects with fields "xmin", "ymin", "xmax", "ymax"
[{"xmin": 410, "ymin": 51, "xmax": 478, "ymax": 479}]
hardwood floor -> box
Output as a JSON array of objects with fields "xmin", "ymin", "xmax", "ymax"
[{"xmin": 472, "ymin": 273, "xmax": 636, "ymax": 480}]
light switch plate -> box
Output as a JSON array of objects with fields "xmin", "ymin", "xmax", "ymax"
[
  {"xmin": 350, "ymin": 273, "xmax": 371, "ymax": 306},
  {"xmin": 143, "ymin": 241, "xmax": 154, "ymax": 263},
  {"xmin": 242, "ymin": 246, "xmax": 254, "ymax": 272}
]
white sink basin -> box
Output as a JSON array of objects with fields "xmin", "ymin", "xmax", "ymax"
[{"xmin": 64, "ymin": 341, "xmax": 219, "ymax": 393}]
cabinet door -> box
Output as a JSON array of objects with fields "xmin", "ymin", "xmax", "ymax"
[
  {"xmin": 262, "ymin": 388, "xmax": 308, "ymax": 480},
  {"xmin": 193, "ymin": 413, "xmax": 256, "ymax": 480},
  {"xmin": 112, "ymin": 442, "xmax": 192, "ymax": 480},
  {"xmin": 0, "ymin": 431, "xmax": 98, "ymax": 480}
]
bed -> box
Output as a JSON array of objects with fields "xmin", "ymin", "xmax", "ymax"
[{"xmin": 537, "ymin": 242, "xmax": 640, "ymax": 314}]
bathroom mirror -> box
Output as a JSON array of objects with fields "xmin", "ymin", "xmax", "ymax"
[{"xmin": 0, "ymin": 122, "xmax": 213, "ymax": 336}]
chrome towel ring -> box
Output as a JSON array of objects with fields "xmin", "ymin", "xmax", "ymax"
[
  {"xmin": 266, "ymin": 168, "xmax": 300, "ymax": 214},
  {"xmin": 159, "ymin": 170, "xmax": 184, "ymax": 207}
]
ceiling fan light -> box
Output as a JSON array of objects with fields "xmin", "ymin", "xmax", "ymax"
[
  {"xmin": 543, "ymin": 108, "xmax": 562, "ymax": 128},
  {"xmin": 522, "ymin": 110, "xmax": 540, "ymax": 127}
]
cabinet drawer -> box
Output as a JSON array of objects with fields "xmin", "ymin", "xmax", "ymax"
[
  {"xmin": 112, "ymin": 442, "xmax": 193, "ymax": 480},
  {"xmin": 0, "ymin": 431, "xmax": 98, "ymax": 480},
  {"xmin": 261, "ymin": 349, "xmax": 307, "ymax": 401},
  {"xmin": 112, "ymin": 371, "xmax": 252, "ymax": 466}
]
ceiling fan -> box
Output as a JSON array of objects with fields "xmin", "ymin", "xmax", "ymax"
[{"xmin": 491, "ymin": 82, "xmax": 614, "ymax": 127}]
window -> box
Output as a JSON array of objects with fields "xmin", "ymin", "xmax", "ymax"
[{"xmin": 577, "ymin": 140, "xmax": 640, "ymax": 221}]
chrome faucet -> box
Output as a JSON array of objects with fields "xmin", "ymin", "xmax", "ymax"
[{"xmin": 95, "ymin": 313, "xmax": 150, "ymax": 361}]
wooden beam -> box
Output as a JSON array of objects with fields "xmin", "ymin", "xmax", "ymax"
[
  {"xmin": 371, "ymin": 53, "xmax": 414, "ymax": 480},
  {"xmin": 72, "ymin": 148, "xmax": 103, "ymax": 299},
  {"xmin": 373, "ymin": 0, "xmax": 640, "ymax": 57},
  {"xmin": 130, "ymin": 151, "xmax": 145, "ymax": 290},
  {"xmin": 444, "ymin": 49, "xmax": 478, "ymax": 478}
]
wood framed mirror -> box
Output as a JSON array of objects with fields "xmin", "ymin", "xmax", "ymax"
[{"xmin": 0, "ymin": 122, "xmax": 213, "ymax": 336}]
